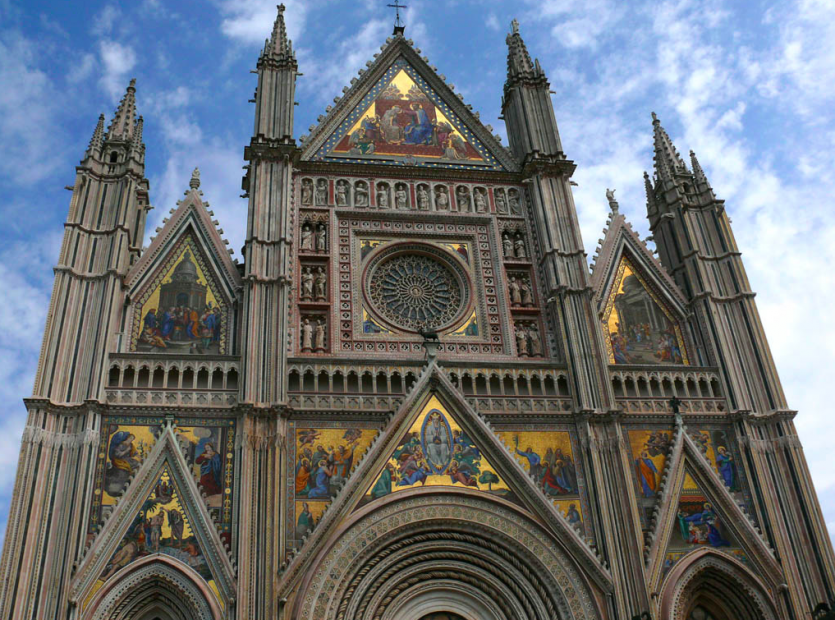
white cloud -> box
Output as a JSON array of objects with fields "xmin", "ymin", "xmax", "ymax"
[
  {"xmin": 485, "ymin": 12, "xmax": 500, "ymax": 31},
  {"xmin": 91, "ymin": 5, "xmax": 121, "ymax": 37},
  {"xmin": 67, "ymin": 52, "xmax": 96, "ymax": 84},
  {"xmin": 0, "ymin": 31, "xmax": 64, "ymax": 185},
  {"xmin": 219, "ymin": 0, "xmax": 308, "ymax": 46},
  {"xmin": 98, "ymin": 40, "xmax": 137, "ymax": 100}
]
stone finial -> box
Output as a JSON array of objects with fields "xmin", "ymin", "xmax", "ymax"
[
  {"xmin": 106, "ymin": 79, "xmax": 138, "ymax": 141},
  {"xmin": 606, "ymin": 188, "xmax": 619, "ymax": 214},
  {"xmin": 511, "ymin": 18, "xmax": 520, "ymax": 34},
  {"xmin": 651, "ymin": 111, "xmax": 688, "ymax": 182},
  {"xmin": 190, "ymin": 167, "xmax": 201, "ymax": 190}
]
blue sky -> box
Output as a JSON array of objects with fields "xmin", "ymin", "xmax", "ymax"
[{"xmin": 1, "ymin": 0, "xmax": 834, "ymax": 545}]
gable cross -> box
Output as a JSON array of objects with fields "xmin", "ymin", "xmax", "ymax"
[{"xmin": 387, "ymin": 0, "xmax": 408, "ymax": 34}]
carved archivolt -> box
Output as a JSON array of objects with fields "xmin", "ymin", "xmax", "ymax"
[
  {"xmin": 660, "ymin": 550, "xmax": 778, "ymax": 620},
  {"xmin": 292, "ymin": 491, "xmax": 600, "ymax": 620},
  {"xmin": 86, "ymin": 557, "xmax": 221, "ymax": 620}
]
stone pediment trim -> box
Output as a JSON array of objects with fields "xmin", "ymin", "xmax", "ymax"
[
  {"xmin": 298, "ymin": 34, "xmax": 519, "ymax": 172},
  {"xmin": 276, "ymin": 360, "xmax": 612, "ymax": 600},
  {"xmin": 126, "ymin": 185, "xmax": 241, "ymax": 298},
  {"xmin": 69, "ymin": 422, "xmax": 236, "ymax": 609},
  {"xmin": 591, "ymin": 210, "xmax": 688, "ymax": 317},
  {"xmin": 644, "ymin": 417, "xmax": 781, "ymax": 593}
]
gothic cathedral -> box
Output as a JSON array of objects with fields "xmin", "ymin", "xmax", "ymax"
[{"xmin": 2, "ymin": 8, "xmax": 834, "ymax": 620}]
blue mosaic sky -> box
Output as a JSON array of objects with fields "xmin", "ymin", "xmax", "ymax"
[{"xmin": 1, "ymin": 0, "xmax": 834, "ymax": 543}]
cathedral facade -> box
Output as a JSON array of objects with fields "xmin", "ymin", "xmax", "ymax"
[{"xmin": 2, "ymin": 8, "xmax": 834, "ymax": 620}]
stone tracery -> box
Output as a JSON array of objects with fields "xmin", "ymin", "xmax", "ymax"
[{"xmin": 365, "ymin": 245, "xmax": 471, "ymax": 333}]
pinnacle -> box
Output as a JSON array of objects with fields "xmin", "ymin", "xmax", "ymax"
[
  {"xmin": 690, "ymin": 149, "xmax": 708, "ymax": 185},
  {"xmin": 264, "ymin": 3, "xmax": 295, "ymax": 61},
  {"xmin": 86, "ymin": 114, "xmax": 106, "ymax": 157},
  {"xmin": 505, "ymin": 18, "xmax": 542, "ymax": 84},
  {"xmin": 106, "ymin": 78, "xmax": 138, "ymax": 142},
  {"xmin": 651, "ymin": 111, "xmax": 687, "ymax": 182}
]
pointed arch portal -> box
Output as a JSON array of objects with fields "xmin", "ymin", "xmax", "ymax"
[
  {"xmin": 84, "ymin": 556, "xmax": 222, "ymax": 620},
  {"xmin": 660, "ymin": 549, "xmax": 779, "ymax": 620},
  {"xmin": 290, "ymin": 487, "xmax": 602, "ymax": 620}
]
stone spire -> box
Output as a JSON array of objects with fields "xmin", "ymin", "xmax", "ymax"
[
  {"xmin": 128, "ymin": 115, "xmax": 144, "ymax": 162},
  {"xmin": 263, "ymin": 4, "xmax": 296, "ymax": 65},
  {"xmin": 85, "ymin": 113, "xmax": 105, "ymax": 158},
  {"xmin": 505, "ymin": 18, "xmax": 544, "ymax": 84},
  {"xmin": 106, "ymin": 78, "xmax": 138, "ymax": 141},
  {"xmin": 651, "ymin": 112, "xmax": 687, "ymax": 182},
  {"xmin": 689, "ymin": 149, "xmax": 710, "ymax": 189}
]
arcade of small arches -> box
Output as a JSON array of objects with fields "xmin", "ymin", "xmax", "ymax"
[{"xmin": 103, "ymin": 358, "xmax": 724, "ymax": 402}]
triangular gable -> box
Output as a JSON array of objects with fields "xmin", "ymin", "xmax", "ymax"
[
  {"xmin": 70, "ymin": 424, "xmax": 236, "ymax": 611},
  {"xmin": 277, "ymin": 361, "xmax": 611, "ymax": 599},
  {"xmin": 645, "ymin": 424, "xmax": 780, "ymax": 593},
  {"xmin": 301, "ymin": 37, "xmax": 517, "ymax": 172},
  {"xmin": 357, "ymin": 395, "xmax": 517, "ymax": 507},
  {"xmin": 591, "ymin": 210, "xmax": 688, "ymax": 322},
  {"xmin": 125, "ymin": 181, "xmax": 242, "ymax": 355},
  {"xmin": 592, "ymin": 212, "xmax": 691, "ymax": 365}
]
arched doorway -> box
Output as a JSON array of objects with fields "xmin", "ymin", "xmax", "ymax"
[
  {"xmin": 83, "ymin": 556, "xmax": 221, "ymax": 620},
  {"xmin": 659, "ymin": 549, "xmax": 778, "ymax": 620},
  {"xmin": 290, "ymin": 488, "xmax": 603, "ymax": 620}
]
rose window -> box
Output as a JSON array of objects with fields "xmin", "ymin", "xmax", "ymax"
[{"xmin": 364, "ymin": 245, "xmax": 471, "ymax": 333}]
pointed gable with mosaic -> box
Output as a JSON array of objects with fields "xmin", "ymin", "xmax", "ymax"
[
  {"xmin": 125, "ymin": 168, "xmax": 241, "ymax": 356},
  {"xmin": 303, "ymin": 39, "xmax": 516, "ymax": 171}
]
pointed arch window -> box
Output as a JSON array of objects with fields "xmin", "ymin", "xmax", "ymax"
[{"xmin": 602, "ymin": 257, "xmax": 688, "ymax": 365}]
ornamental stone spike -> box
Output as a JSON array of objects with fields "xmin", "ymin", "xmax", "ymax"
[
  {"xmin": 86, "ymin": 113, "xmax": 105, "ymax": 158},
  {"xmin": 651, "ymin": 111, "xmax": 688, "ymax": 182},
  {"xmin": 105, "ymin": 78, "xmax": 137, "ymax": 141}
]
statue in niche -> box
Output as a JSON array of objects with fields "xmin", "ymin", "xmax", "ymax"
[
  {"xmin": 355, "ymin": 182, "xmax": 369, "ymax": 207},
  {"xmin": 314, "ymin": 320, "xmax": 326, "ymax": 351},
  {"xmin": 519, "ymin": 278, "xmax": 533, "ymax": 306},
  {"xmin": 301, "ymin": 318, "xmax": 314, "ymax": 351},
  {"xmin": 395, "ymin": 184, "xmax": 409, "ymax": 210},
  {"xmin": 335, "ymin": 180, "xmax": 348, "ymax": 207},
  {"xmin": 529, "ymin": 324, "xmax": 542, "ymax": 356},
  {"xmin": 495, "ymin": 189, "xmax": 508, "ymax": 214},
  {"xmin": 515, "ymin": 324, "xmax": 529, "ymax": 356},
  {"xmin": 301, "ymin": 267, "xmax": 314, "ymax": 300},
  {"xmin": 474, "ymin": 188, "xmax": 487, "ymax": 213},
  {"xmin": 502, "ymin": 232, "xmax": 514, "ymax": 257},
  {"xmin": 457, "ymin": 186, "xmax": 471, "ymax": 212},
  {"xmin": 315, "ymin": 223, "xmax": 327, "ymax": 252},
  {"xmin": 301, "ymin": 179, "xmax": 313, "ymax": 205},
  {"xmin": 435, "ymin": 186, "xmax": 449, "ymax": 211},
  {"xmin": 377, "ymin": 185, "xmax": 389, "ymax": 209},
  {"xmin": 314, "ymin": 267, "xmax": 327, "ymax": 300},
  {"xmin": 508, "ymin": 277, "xmax": 521, "ymax": 306},
  {"xmin": 300, "ymin": 223, "xmax": 313, "ymax": 251},
  {"xmin": 509, "ymin": 189, "xmax": 522, "ymax": 215},
  {"xmin": 417, "ymin": 185, "xmax": 430, "ymax": 210},
  {"xmin": 315, "ymin": 179, "xmax": 328, "ymax": 205},
  {"xmin": 514, "ymin": 232, "xmax": 527, "ymax": 259}
]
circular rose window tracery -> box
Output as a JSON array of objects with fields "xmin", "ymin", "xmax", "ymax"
[{"xmin": 363, "ymin": 244, "xmax": 472, "ymax": 334}]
